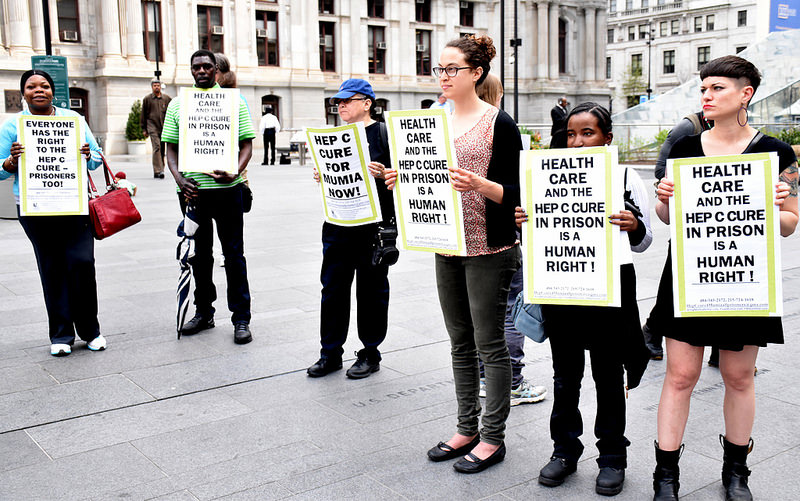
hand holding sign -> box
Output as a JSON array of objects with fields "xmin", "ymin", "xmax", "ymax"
[
  {"xmin": 774, "ymin": 181, "xmax": 792, "ymax": 207},
  {"xmin": 609, "ymin": 211, "xmax": 639, "ymax": 232},
  {"xmin": 210, "ymin": 169, "xmax": 238, "ymax": 184},
  {"xmin": 384, "ymin": 169, "xmax": 397, "ymax": 190},
  {"xmin": 4, "ymin": 142, "xmax": 23, "ymax": 172},
  {"xmin": 368, "ymin": 161, "xmax": 387, "ymax": 179},
  {"xmin": 449, "ymin": 166, "xmax": 483, "ymax": 192}
]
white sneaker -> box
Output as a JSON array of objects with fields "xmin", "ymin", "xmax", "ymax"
[
  {"xmin": 478, "ymin": 377, "xmax": 487, "ymax": 398},
  {"xmin": 510, "ymin": 379, "xmax": 547, "ymax": 406},
  {"xmin": 50, "ymin": 344, "xmax": 71, "ymax": 357},
  {"xmin": 87, "ymin": 335, "xmax": 107, "ymax": 351}
]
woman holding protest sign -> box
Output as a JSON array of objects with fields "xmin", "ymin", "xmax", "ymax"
[
  {"xmin": 515, "ymin": 102, "xmax": 652, "ymax": 496},
  {"xmin": 385, "ymin": 34, "xmax": 521, "ymax": 474},
  {"xmin": 652, "ymin": 56, "xmax": 797, "ymax": 501},
  {"xmin": 0, "ymin": 69, "xmax": 106, "ymax": 357}
]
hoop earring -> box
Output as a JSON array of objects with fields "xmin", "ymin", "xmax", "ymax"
[{"xmin": 737, "ymin": 105, "xmax": 748, "ymax": 127}]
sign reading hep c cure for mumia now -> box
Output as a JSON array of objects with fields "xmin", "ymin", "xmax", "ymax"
[
  {"xmin": 178, "ymin": 87, "xmax": 240, "ymax": 174},
  {"xmin": 668, "ymin": 153, "xmax": 782, "ymax": 317},
  {"xmin": 385, "ymin": 108, "xmax": 466, "ymax": 255},
  {"xmin": 305, "ymin": 122, "xmax": 382, "ymax": 226},
  {"xmin": 18, "ymin": 115, "xmax": 87, "ymax": 216},
  {"xmin": 521, "ymin": 146, "xmax": 622, "ymax": 307}
]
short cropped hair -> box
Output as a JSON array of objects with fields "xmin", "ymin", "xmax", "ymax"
[
  {"xmin": 190, "ymin": 49, "xmax": 217, "ymax": 66},
  {"xmin": 700, "ymin": 55, "xmax": 761, "ymax": 94}
]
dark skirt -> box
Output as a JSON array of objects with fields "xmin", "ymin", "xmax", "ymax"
[{"xmin": 655, "ymin": 249, "xmax": 783, "ymax": 350}]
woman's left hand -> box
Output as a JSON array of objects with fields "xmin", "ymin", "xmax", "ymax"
[
  {"xmin": 449, "ymin": 166, "xmax": 483, "ymax": 193},
  {"xmin": 368, "ymin": 161, "xmax": 386, "ymax": 179},
  {"xmin": 80, "ymin": 143, "xmax": 91, "ymax": 161},
  {"xmin": 775, "ymin": 181, "xmax": 791, "ymax": 207},
  {"xmin": 609, "ymin": 210, "xmax": 639, "ymax": 232}
]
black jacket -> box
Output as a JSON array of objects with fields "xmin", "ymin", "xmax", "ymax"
[{"xmin": 485, "ymin": 109, "xmax": 522, "ymax": 248}]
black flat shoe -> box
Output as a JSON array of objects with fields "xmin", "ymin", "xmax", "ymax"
[
  {"xmin": 539, "ymin": 456, "xmax": 577, "ymax": 486},
  {"xmin": 427, "ymin": 435, "xmax": 480, "ymax": 462},
  {"xmin": 307, "ymin": 357, "xmax": 342, "ymax": 378},
  {"xmin": 180, "ymin": 315, "xmax": 214, "ymax": 335},
  {"xmin": 453, "ymin": 442, "xmax": 506, "ymax": 474},
  {"xmin": 596, "ymin": 467, "xmax": 625, "ymax": 496}
]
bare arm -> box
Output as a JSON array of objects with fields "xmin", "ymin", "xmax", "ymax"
[{"xmin": 777, "ymin": 162, "xmax": 799, "ymax": 237}]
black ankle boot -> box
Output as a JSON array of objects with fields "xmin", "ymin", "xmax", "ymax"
[
  {"xmin": 720, "ymin": 435, "xmax": 753, "ymax": 501},
  {"xmin": 653, "ymin": 441, "xmax": 683, "ymax": 501}
]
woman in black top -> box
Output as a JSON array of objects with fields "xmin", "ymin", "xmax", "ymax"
[{"xmin": 652, "ymin": 56, "xmax": 798, "ymax": 501}]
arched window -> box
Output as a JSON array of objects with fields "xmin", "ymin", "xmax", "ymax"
[
  {"xmin": 372, "ymin": 98, "xmax": 388, "ymax": 122},
  {"xmin": 261, "ymin": 94, "xmax": 280, "ymax": 120}
]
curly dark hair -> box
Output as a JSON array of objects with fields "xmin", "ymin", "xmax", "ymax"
[{"xmin": 445, "ymin": 34, "xmax": 496, "ymax": 86}]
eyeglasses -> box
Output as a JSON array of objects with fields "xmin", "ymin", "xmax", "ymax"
[
  {"xmin": 330, "ymin": 97, "xmax": 369, "ymax": 106},
  {"xmin": 432, "ymin": 66, "xmax": 473, "ymax": 78}
]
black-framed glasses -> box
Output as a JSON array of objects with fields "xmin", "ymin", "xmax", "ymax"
[
  {"xmin": 330, "ymin": 97, "xmax": 369, "ymax": 106},
  {"xmin": 432, "ymin": 66, "xmax": 473, "ymax": 77}
]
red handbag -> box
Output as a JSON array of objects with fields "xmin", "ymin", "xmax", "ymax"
[{"xmin": 87, "ymin": 155, "xmax": 142, "ymax": 240}]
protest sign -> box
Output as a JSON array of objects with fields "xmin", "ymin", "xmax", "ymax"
[
  {"xmin": 178, "ymin": 87, "xmax": 240, "ymax": 174},
  {"xmin": 306, "ymin": 122, "xmax": 382, "ymax": 226},
  {"xmin": 521, "ymin": 146, "xmax": 622, "ymax": 306},
  {"xmin": 385, "ymin": 108, "xmax": 465, "ymax": 255},
  {"xmin": 18, "ymin": 115, "xmax": 86, "ymax": 216},
  {"xmin": 668, "ymin": 153, "xmax": 782, "ymax": 317}
]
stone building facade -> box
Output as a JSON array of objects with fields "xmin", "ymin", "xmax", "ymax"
[{"xmin": 0, "ymin": 0, "xmax": 609, "ymax": 154}]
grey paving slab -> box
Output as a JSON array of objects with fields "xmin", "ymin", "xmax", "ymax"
[
  {"xmin": 284, "ymin": 474, "xmax": 406, "ymax": 501},
  {"xmin": 0, "ymin": 430, "xmax": 50, "ymax": 473},
  {"xmin": 27, "ymin": 390, "xmax": 253, "ymax": 459},
  {"xmin": 0, "ymin": 363, "xmax": 55, "ymax": 395},
  {"xmin": 212, "ymin": 482, "xmax": 293, "ymax": 501},
  {"xmin": 0, "ymin": 374, "xmax": 154, "ymax": 433},
  {"xmin": 0, "ymin": 443, "xmax": 165, "ymax": 501}
]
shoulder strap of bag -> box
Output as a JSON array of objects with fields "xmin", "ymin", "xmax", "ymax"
[
  {"xmin": 744, "ymin": 131, "xmax": 764, "ymax": 153},
  {"xmin": 685, "ymin": 112, "xmax": 703, "ymax": 135}
]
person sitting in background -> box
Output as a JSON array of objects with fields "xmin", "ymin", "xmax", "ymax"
[{"xmin": 114, "ymin": 171, "xmax": 137, "ymax": 197}]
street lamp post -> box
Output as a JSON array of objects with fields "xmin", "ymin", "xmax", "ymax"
[
  {"xmin": 646, "ymin": 22, "xmax": 654, "ymax": 101},
  {"xmin": 42, "ymin": 0, "xmax": 52, "ymax": 55},
  {"xmin": 511, "ymin": 0, "xmax": 520, "ymax": 121}
]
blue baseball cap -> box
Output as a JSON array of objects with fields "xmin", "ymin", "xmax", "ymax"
[{"xmin": 330, "ymin": 78, "xmax": 375, "ymax": 104}]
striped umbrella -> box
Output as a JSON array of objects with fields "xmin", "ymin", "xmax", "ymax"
[{"xmin": 176, "ymin": 204, "xmax": 199, "ymax": 338}]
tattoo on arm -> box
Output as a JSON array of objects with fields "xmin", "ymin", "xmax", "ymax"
[{"xmin": 780, "ymin": 163, "xmax": 798, "ymax": 197}]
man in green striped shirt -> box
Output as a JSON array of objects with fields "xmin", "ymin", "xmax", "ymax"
[{"xmin": 162, "ymin": 49, "xmax": 256, "ymax": 345}]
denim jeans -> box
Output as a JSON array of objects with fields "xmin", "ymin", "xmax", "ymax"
[{"xmin": 435, "ymin": 246, "xmax": 520, "ymax": 445}]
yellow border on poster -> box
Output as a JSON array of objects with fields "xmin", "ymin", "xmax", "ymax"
[
  {"xmin": 521, "ymin": 146, "xmax": 618, "ymax": 306},
  {"xmin": 18, "ymin": 115, "xmax": 86, "ymax": 216},
  {"xmin": 385, "ymin": 108, "xmax": 465, "ymax": 256},
  {"xmin": 670, "ymin": 152, "xmax": 777, "ymax": 317},
  {"xmin": 305, "ymin": 123, "xmax": 381, "ymax": 226}
]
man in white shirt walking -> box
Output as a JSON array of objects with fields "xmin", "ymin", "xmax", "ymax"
[{"xmin": 259, "ymin": 106, "xmax": 281, "ymax": 165}]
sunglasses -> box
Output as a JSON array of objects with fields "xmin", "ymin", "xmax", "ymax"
[{"xmin": 330, "ymin": 97, "xmax": 369, "ymax": 106}]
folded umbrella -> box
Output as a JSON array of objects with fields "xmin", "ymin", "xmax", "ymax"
[{"xmin": 176, "ymin": 204, "xmax": 199, "ymax": 338}]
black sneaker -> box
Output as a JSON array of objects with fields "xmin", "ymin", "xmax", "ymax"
[
  {"xmin": 346, "ymin": 356, "xmax": 380, "ymax": 379},
  {"xmin": 180, "ymin": 315, "xmax": 214, "ymax": 336},
  {"xmin": 307, "ymin": 357, "xmax": 343, "ymax": 378},
  {"xmin": 233, "ymin": 322, "xmax": 252, "ymax": 344}
]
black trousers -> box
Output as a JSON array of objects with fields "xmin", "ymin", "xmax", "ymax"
[
  {"xmin": 542, "ymin": 264, "xmax": 638, "ymax": 468},
  {"xmin": 18, "ymin": 211, "xmax": 100, "ymax": 345},
  {"xmin": 319, "ymin": 222, "xmax": 388, "ymax": 360},
  {"xmin": 263, "ymin": 129, "xmax": 276, "ymax": 164},
  {"xmin": 180, "ymin": 186, "xmax": 251, "ymax": 324}
]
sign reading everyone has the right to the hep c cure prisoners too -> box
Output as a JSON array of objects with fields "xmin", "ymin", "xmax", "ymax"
[
  {"xmin": 385, "ymin": 108, "xmax": 466, "ymax": 255},
  {"xmin": 520, "ymin": 146, "xmax": 622, "ymax": 307},
  {"xmin": 668, "ymin": 153, "xmax": 783, "ymax": 317}
]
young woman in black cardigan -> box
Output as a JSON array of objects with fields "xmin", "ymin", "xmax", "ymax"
[{"xmin": 386, "ymin": 34, "xmax": 521, "ymax": 474}]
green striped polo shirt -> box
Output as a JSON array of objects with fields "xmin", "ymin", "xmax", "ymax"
[{"xmin": 161, "ymin": 83, "xmax": 256, "ymax": 189}]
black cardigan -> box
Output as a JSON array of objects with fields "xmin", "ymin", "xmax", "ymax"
[{"xmin": 484, "ymin": 109, "xmax": 522, "ymax": 247}]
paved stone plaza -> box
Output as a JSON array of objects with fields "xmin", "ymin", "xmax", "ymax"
[{"xmin": 1, "ymin": 154, "xmax": 799, "ymax": 500}]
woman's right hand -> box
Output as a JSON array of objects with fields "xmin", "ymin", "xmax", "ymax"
[
  {"xmin": 515, "ymin": 206, "xmax": 528, "ymax": 228},
  {"xmin": 3, "ymin": 142, "xmax": 23, "ymax": 173},
  {"xmin": 384, "ymin": 169, "xmax": 397, "ymax": 190},
  {"xmin": 656, "ymin": 178, "xmax": 674, "ymax": 205}
]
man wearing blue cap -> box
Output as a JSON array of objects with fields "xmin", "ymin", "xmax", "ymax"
[{"xmin": 307, "ymin": 78, "xmax": 396, "ymax": 379}]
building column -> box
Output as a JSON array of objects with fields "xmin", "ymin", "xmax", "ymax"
[
  {"xmin": 536, "ymin": 1, "xmax": 548, "ymax": 79},
  {"xmin": 29, "ymin": 0, "xmax": 46, "ymax": 53},
  {"xmin": 125, "ymin": 0, "xmax": 146, "ymax": 58},
  {"xmin": 7, "ymin": 0, "xmax": 33, "ymax": 53},
  {"xmin": 585, "ymin": 7, "xmax": 596, "ymax": 81},
  {"xmin": 595, "ymin": 8, "xmax": 607, "ymax": 82},
  {"xmin": 549, "ymin": 1, "xmax": 559, "ymax": 79},
  {"xmin": 99, "ymin": 0, "xmax": 122, "ymax": 57}
]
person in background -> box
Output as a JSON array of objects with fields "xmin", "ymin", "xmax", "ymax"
[
  {"xmin": 429, "ymin": 93, "xmax": 455, "ymax": 114},
  {"xmin": 518, "ymin": 103, "xmax": 652, "ymax": 496},
  {"xmin": 550, "ymin": 96, "xmax": 569, "ymax": 148},
  {"xmin": 114, "ymin": 171, "xmax": 137, "ymax": 197},
  {"xmin": 214, "ymin": 53, "xmax": 237, "ymax": 89},
  {"xmin": 652, "ymin": 55, "xmax": 797, "ymax": 501},
  {"xmin": 475, "ymin": 72, "xmax": 548, "ymax": 407},
  {"xmin": 141, "ymin": 79, "xmax": 171, "ymax": 179},
  {"xmin": 259, "ymin": 106, "xmax": 281, "ymax": 166},
  {"xmin": 0, "ymin": 69, "xmax": 107, "ymax": 357}
]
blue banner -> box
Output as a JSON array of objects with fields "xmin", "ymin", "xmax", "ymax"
[{"xmin": 771, "ymin": 0, "xmax": 800, "ymax": 32}]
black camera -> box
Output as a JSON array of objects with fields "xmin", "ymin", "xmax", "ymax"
[{"xmin": 372, "ymin": 224, "xmax": 399, "ymax": 266}]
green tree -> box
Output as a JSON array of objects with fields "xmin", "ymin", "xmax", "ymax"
[
  {"xmin": 125, "ymin": 100, "xmax": 146, "ymax": 141},
  {"xmin": 620, "ymin": 64, "xmax": 646, "ymax": 109}
]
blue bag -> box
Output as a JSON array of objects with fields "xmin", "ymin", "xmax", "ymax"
[{"xmin": 511, "ymin": 291, "xmax": 547, "ymax": 343}]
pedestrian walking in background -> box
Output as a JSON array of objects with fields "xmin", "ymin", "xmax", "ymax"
[
  {"xmin": 141, "ymin": 79, "xmax": 171, "ymax": 179},
  {"xmin": 476, "ymin": 72, "xmax": 548, "ymax": 407},
  {"xmin": 517, "ymin": 103, "xmax": 652, "ymax": 496},
  {"xmin": 652, "ymin": 55, "xmax": 798, "ymax": 501},
  {"xmin": 259, "ymin": 106, "xmax": 280, "ymax": 166},
  {"xmin": 0, "ymin": 69, "xmax": 107, "ymax": 357},
  {"xmin": 161, "ymin": 49, "xmax": 256, "ymax": 345},
  {"xmin": 386, "ymin": 34, "xmax": 521, "ymax": 474},
  {"xmin": 550, "ymin": 96, "xmax": 569, "ymax": 149},
  {"xmin": 306, "ymin": 78, "xmax": 395, "ymax": 380}
]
